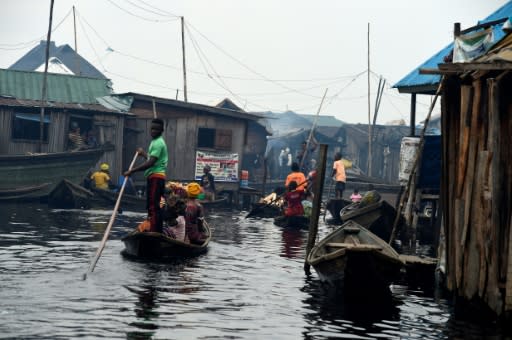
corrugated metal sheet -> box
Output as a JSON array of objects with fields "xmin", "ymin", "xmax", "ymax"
[
  {"xmin": 0, "ymin": 96, "xmax": 121, "ymax": 114},
  {"xmin": 0, "ymin": 68, "xmax": 113, "ymax": 104},
  {"xmin": 394, "ymin": 1, "xmax": 512, "ymax": 93}
]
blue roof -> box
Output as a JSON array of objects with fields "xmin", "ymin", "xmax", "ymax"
[{"xmin": 394, "ymin": 1, "xmax": 512, "ymax": 93}]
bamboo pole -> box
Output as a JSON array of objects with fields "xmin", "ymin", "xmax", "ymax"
[
  {"xmin": 304, "ymin": 144, "xmax": 328, "ymax": 274},
  {"xmin": 300, "ymin": 89, "xmax": 328, "ymax": 172},
  {"xmin": 389, "ymin": 77, "xmax": 444, "ymax": 245},
  {"xmin": 83, "ymin": 152, "xmax": 139, "ymax": 279}
]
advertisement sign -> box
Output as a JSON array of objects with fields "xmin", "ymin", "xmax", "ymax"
[{"xmin": 195, "ymin": 151, "xmax": 239, "ymax": 182}]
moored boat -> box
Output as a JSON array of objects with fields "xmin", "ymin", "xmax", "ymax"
[
  {"xmin": 306, "ymin": 220, "xmax": 404, "ymax": 292},
  {"xmin": 340, "ymin": 199, "xmax": 402, "ymax": 242},
  {"xmin": 0, "ymin": 148, "xmax": 104, "ymax": 201},
  {"xmin": 48, "ymin": 179, "xmax": 94, "ymax": 209},
  {"xmin": 48, "ymin": 180, "xmax": 228, "ymax": 211},
  {"xmin": 273, "ymin": 215, "xmax": 310, "ymax": 229},
  {"xmin": 121, "ymin": 221, "xmax": 212, "ymax": 259}
]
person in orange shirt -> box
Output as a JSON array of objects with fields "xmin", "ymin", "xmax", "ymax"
[
  {"xmin": 285, "ymin": 162, "xmax": 307, "ymax": 191},
  {"xmin": 331, "ymin": 152, "xmax": 346, "ymax": 198}
]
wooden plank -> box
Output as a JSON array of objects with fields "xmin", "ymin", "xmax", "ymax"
[
  {"xmin": 461, "ymin": 80, "xmax": 481, "ymax": 250},
  {"xmin": 457, "ymin": 85, "xmax": 472, "ymax": 197},
  {"xmin": 326, "ymin": 242, "xmax": 383, "ymax": 250}
]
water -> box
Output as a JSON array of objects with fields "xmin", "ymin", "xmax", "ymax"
[{"xmin": 0, "ymin": 203, "xmax": 507, "ymax": 339}]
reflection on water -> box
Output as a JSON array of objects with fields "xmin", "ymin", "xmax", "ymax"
[{"xmin": 0, "ymin": 203, "xmax": 509, "ymax": 339}]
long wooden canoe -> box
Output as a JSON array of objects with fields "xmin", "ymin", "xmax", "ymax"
[
  {"xmin": 0, "ymin": 148, "xmax": 103, "ymax": 201},
  {"xmin": 307, "ymin": 220, "xmax": 404, "ymax": 292},
  {"xmin": 121, "ymin": 222, "xmax": 212, "ymax": 259}
]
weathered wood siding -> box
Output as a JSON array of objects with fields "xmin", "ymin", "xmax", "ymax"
[
  {"xmin": 126, "ymin": 100, "xmax": 248, "ymax": 192},
  {"xmin": 442, "ymin": 74, "xmax": 512, "ymax": 315}
]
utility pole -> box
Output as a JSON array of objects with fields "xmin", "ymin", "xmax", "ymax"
[
  {"xmin": 73, "ymin": 6, "xmax": 80, "ymax": 75},
  {"xmin": 181, "ymin": 16, "xmax": 188, "ymax": 102},
  {"xmin": 39, "ymin": 0, "xmax": 55, "ymax": 153},
  {"xmin": 367, "ymin": 22, "xmax": 372, "ymax": 177}
]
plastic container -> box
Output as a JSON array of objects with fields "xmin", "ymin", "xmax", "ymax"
[{"xmin": 241, "ymin": 170, "xmax": 249, "ymax": 187}]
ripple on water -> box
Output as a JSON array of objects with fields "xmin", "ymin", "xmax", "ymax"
[{"xmin": 0, "ymin": 204, "xmax": 508, "ymax": 339}]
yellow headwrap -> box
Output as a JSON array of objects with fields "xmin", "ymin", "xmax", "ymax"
[{"xmin": 186, "ymin": 182, "xmax": 202, "ymax": 198}]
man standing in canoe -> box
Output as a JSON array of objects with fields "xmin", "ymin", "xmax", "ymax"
[{"xmin": 124, "ymin": 119, "xmax": 168, "ymax": 232}]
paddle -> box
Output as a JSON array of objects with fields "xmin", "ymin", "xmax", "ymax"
[
  {"xmin": 83, "ymin": 151, "xmax": 139, "ymax": 280},
  {"xmin": 245, "ymin": 178, "xmax": 308, "ymax": 218},
  {"xmin": 322, "ymin": 179, "xmax": 335, "ymax": 222}
]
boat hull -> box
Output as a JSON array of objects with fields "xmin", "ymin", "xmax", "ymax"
[
  {"xmin": 307, "ymin": 220, "xmax": 403, "ymax": 291},
  {"xmin": 0, "ymin": 149, "xmax": 103, "ymax": 201},
  {"xmin": 121, "ymin": 224, "xmax": 211, "ymax": 260}
]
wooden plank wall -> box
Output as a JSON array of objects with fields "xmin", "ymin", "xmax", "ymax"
[
  {"xmin": 0, "ymin": 109, "xmax": 12, "ymax": 154},
  {"xmin": 442, "ymin": 74, "xmax": 512, "ymax": 315},
  {"xmin": 126, "ymin": 112, "xmax": 245, "ymax": 193}
]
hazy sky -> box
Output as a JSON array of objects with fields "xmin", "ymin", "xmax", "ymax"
[{"xmin": 0, "ymin": 0, "xmax": 507, "ymax": 124}]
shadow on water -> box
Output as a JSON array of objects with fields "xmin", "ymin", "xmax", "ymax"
[
  {"xmin": 301, "ymin": 276, "xmax": 402, "ymax": 339},
  {"xmin": 123, "ymin": 257, "xmax": 202, "ymax": 340}
]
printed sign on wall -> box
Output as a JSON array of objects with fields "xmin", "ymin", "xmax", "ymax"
[{"xmin": 195, "ymin": 151, "xmax": 239, "ymax": 182}]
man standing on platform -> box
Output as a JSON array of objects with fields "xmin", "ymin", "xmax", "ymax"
[
  {"xmin": 331, "ymin": 152, "xmax": 346, "ymax": 199},
  {"xmin": 124, "ymin": 119, "xmax": 168, "ymax": 232}
]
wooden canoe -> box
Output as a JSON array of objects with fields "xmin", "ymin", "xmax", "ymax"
[
  {"xmin": 48, "ymin": 179, "xmax": 94, "ymax": 209},
  {"xmin": 0, "ymin": 148, "xmax": 103, "ymax": 201},
  {"xmin": 325, "ymin": 198, "xmax": 352, "ymax": 224},
  {"xmin": 245, "ymin": 202, "xmax": 282, "ymax": 218},
  {"xmin": 121, "ymin": 221, "xmax": 212, "ymax": 259},
  {"xmin": 339, "ymin": 199, "xmax": 403, "ymax": 242},
  {"xmin": 306, "ymin": 220, "xmax": 404, "ymax": 291},
  {"xmin": 273, "ymin": 215, "xmax": 310, "ymax": 229}
]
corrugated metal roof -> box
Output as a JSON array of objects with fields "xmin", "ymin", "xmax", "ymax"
[
  {"xmin": 0, "ymin": 68, "xmax": 113, "ymax": 104},
  {"xmin": 299, "ymin": 114, "xmax": 345, "ymax": 127},
  {"xmin": 0, "ymin": 96, "xmax": 124, "ymax": 114},
  {"xmin": 394, "ymin": 1, "xmax": 512, "ymax": 93}
]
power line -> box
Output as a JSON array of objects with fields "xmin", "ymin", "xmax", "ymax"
[
  {"xmin": 105, "ymin": 0, "xmax": 178, "ymax": 22},
  {"xmin": 0, "ymin": 8, "xmax": 73, "ymax": 50}
]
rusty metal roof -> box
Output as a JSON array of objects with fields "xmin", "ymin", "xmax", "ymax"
[
  {"xmin": 0, "ymin": 96, "xmax": 123, "ymax": 114},
  {"xmin": 0, "ymin": 68, "xmax": 113, "ymax": 104}
]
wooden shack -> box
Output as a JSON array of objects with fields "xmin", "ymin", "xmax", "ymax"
[
  {"xmin": 435, "ymin": 32, "xmax": 512, "ymax": 316},
  {"xmin": 121, "ymin": 93, "xmax": 266, "ymax": 195},
  {"xmin": 0, "ymin": 69, "xmax": 129, "ymax": 177}
]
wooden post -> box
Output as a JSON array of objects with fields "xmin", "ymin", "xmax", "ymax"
[
  {"xmin": 73, "ymin": 6, "xmax": 80, "ymax": 76},
  {"xmin": 304, "ymin": 144, "xmax": 328, "ymax": 274},
  {"xmin": 262, "ymin": 157, "xmax": 268, "ymax": 196},
  {"xmin": 367, "ymin": 22, "xmax": 372, "ymax": 176},
  {"xmin": 181, "ymin": 16, "xmax": 188, "ymax": 102},
  {"xmin": 410, "ymin": 93, "xmax": 416, "ymax": 137},
  {"xmin": 39, "ymin": 0, "xmax": 55, "ymax": 153}
]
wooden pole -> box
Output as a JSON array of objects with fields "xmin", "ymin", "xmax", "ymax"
[
  {"xmin": 152, "ymin": 98, "xmax": 157, "ymax": 118},
  {"xmin": 300, "ymin": 89, "xmax": 328, "ymax": 172},
  {"xmin": 39, "ymin": 0, "xmax": 55, "ymax": 153},
  {"xmin": 304, "ymin": 144, "xmax": 328, "ymax": 274},
  {"xmin": 73, "ymin": 6, "xmax": 80, "ymax": 76},
  {"xmin": 262, "ymin": 157, "xmax": 268, "ymax": 197},
  {"xmin": 367, "ymin": 22, "xmax": 372, "ymax": 177},
  {"xmin": 83, "ymin": 151, "xmax": 139, "ymax": 279},
  {"xmin": 389, "ymin": 78, "xmax": 444, "ymax": 245},
  {"xmin": 181, "ymin": 16, "xmax": 188, "ymax": 102}
]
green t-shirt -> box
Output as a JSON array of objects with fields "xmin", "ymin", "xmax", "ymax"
[{"xmin": 144, "ymin": 135, "xmax": 168, "ymax": 178}]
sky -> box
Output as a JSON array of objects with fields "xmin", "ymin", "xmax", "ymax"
[{"xmin": 0, "ymin": 0, "xmax": 508, "ymax": 124}]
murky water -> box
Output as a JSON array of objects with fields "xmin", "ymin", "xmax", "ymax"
[{"xmin": 0, "ymin": 203, "xmax": 508, "ymax": 339}]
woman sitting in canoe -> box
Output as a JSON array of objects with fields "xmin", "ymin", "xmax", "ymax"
[
  {"xmin": 162, "ymin": 194, "xmax": 187, "ymax": 242},
  {"xmin": 184, "ymin": 182, "xmax": 208, "ymax": 245},
  {"xmin": 283, "ymin": 181, "xmax": 305, "ymax": 217}
]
